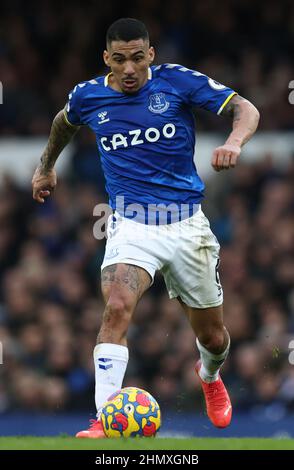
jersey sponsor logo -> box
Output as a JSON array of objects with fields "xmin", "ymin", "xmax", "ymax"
[
  {"xmin": 98, "ymin": 111, "xmax": 110, "ymax": 124},
  {"xmin": 100, "ymin": 123, "xmax": 176, "ymax": 151},
  {"xmin": 208, "ymin": 78, "xmax": 227, "ymax": 90},
  {"xmin": 148, "ymin": 93, "xmax": 170, "ymax": 114}
]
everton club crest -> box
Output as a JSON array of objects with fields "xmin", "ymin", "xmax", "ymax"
[{"xmin": 148, "ymin": 93, "xmax": 170, "ymax": 114}]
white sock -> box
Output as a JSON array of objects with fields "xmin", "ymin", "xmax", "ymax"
[
  {"xmin": 93, "ymin": 343, "xmax": 129, "ymax": 417},
  {"xmin": 196, "ymin": 337, "xmax": 230, "ymax": 383}
]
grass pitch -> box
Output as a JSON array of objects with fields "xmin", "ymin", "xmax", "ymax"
[{"xmin": 0, "ymin": 437, "xmax": 293, "ymax": 450}]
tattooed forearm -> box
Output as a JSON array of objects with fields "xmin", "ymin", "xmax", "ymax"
[
  {"xmin": 221, "ymin": 95, "xmax": 260, "ymax": 147},
  {"xmin": 38, "ymin": 110, "xmax": 79, "ymax": 175}
]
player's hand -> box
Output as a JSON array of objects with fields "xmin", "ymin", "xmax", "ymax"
[
  {"xmin": 32, "ymin": 167, "xmax": 57, "ymax": 203},
  {"xmin": 211, "ymin": 144, "xmax": 241, "ymax": 172}
]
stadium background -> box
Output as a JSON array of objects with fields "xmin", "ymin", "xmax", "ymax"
[{"xmin": 0, "ymin": 0, "xmax": 294, "ymax": 437}]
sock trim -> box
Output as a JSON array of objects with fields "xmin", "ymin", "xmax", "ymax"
[
  {"xmin": 94, "ymin": 343, "xmax": 129, "ymax": 361},
  {"xmin": 196, "ymin": 337, "xmax": 230, "ymax": 360}
]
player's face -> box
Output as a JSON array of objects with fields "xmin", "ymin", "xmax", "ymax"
[{"xmin": 103, "ymin": 39, "xmax": 155, "ymax": 94}]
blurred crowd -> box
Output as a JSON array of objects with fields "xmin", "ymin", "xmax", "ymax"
[
  {"xmin": 0, "ymin": 0, "xmax": 294, "ymax": 134},
  {"xmin": 0, "ymin": 153, "xmax": 294, "ymax": 416}
]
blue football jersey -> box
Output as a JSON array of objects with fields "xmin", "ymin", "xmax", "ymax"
[{"xmin": 65, "ymin": 64, "xmax": 236, "ymax": 223}]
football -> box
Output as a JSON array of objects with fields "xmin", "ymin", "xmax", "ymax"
[{"xmin": 101, "ymin": 387, "xmax": 161, "ymax": 437}]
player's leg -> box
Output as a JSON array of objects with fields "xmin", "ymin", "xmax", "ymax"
[
  {"xmin": 76, "ymin": 263, "xmax": 151, "ymax": 438},
  {"xmin": 178, "ymin": 300, "xmax": 230, "ymax": 382},
  {"xmin": 195, "ymin": 306, "xmax": 230, "ymax": 384},
  {"xmin": 94, "ymin": 263, "xmax": 151, "ymax": 410},
  {"xmin": 162, "ymin": 208, "xmax": 232, "ymax": 427},
  {"xmin": 177, "ymin": 300, "xmax": 232, "ymax": 429}
]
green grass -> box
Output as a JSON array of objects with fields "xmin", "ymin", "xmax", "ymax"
[{"xmin": 0, "ymin": 437, "xmax": 293, "ymax": 450}]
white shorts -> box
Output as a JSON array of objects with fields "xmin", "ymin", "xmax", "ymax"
[{"xmin": 101, "ymin": 207, "xmax": 223, "ymax": 309}]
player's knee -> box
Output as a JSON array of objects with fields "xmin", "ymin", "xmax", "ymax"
[
  {"xmin": 198, "ymin": 328, "xmax": 226, "ymax": 354},
  {"xmin": 98, "ymin": 295, "xmax": 134, "ymax": 343},
  {"xmin": 103, "ymin": 295, "xmax": 134, "ymax": 328}
]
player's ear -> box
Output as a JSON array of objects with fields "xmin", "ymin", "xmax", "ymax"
[
  {"xmin": 103, "ymin": 50, "xmax": 110, "ymax": 67},
  {"xmin": 148, "ymin": 46, "xmax": 155, "ymax": 65}
]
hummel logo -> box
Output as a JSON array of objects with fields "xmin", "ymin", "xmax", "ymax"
[
  {"xmin": 98, "ymin": 357, "xmax": 113, "ymax": 370},
  {"xmin": 98, "ymin": 111, "xmax": 110, "ymax": 124}
]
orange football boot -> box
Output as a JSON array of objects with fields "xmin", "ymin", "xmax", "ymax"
[
  {"xmin": 76, "ymin": 419, "xmax": 106, "ymax": 438},
  {"xmin": 196, "ymin": 360, "xmax": 232, "ymax": 428}
]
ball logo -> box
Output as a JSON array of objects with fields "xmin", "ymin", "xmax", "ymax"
[{"xmin": 148, "ymin": 93, "xmax": 170, "ymax": 114}]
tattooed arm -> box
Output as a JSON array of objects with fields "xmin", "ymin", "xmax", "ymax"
[
  {"xmin": 211, "ymin": 95, "xmax": 260, "ymax": 171},
  {"xmin": 32, "ymin": 108, "xmax": 80, "ymax": 203}
]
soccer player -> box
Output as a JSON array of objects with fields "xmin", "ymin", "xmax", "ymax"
[{"xmin": 32, "ymin": 18, "xmax": 259, "ymax": 437}]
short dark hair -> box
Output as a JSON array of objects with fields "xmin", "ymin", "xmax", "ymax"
[{"xmin": 106, "ymin": 18, "xmax": 149, "ymax": 46}]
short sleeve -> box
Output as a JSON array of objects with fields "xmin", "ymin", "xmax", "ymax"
[
  {"xmin": 64, "ymin": 84, "xmax": 85, "ymax": 126},
  {"xmin": 160, "ymin": 64, "xmax": 237, "ymax": 114}
]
